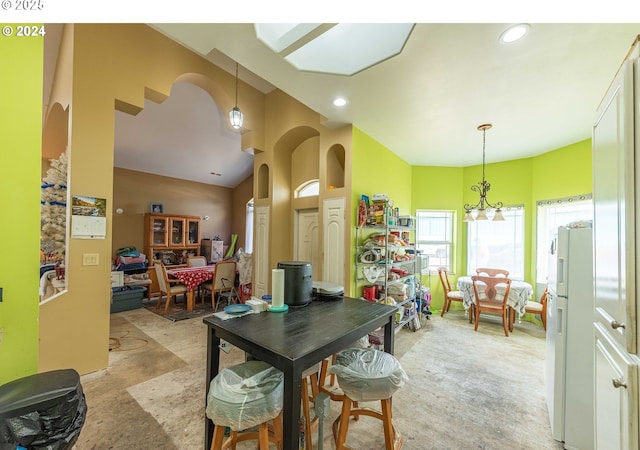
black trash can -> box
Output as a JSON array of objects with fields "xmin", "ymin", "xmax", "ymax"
[{"xmin": 0, "ymin": 369, "xmax": 87, "ymax": 450}]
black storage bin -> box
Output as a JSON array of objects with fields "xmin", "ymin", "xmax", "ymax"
[{"xmin": 0, "ymin": 369, "xmax": 87, "ymax": 450}]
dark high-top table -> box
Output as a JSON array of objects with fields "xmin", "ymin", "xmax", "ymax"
[{"xmin": 203, "ymin": 296, "xmax": 397, "ymax": 450}]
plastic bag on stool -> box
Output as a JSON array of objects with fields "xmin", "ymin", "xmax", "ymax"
[
  {"xmin": 328, "ymin": 348, "xmax": 408, "ymax": 402},
  {"xmin": 206, "ymin": 361, "xmax": 283, "ymax": 431}
]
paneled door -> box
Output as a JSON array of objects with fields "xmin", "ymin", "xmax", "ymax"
[
  {"xmin": 254, "ymin": 206, "xmax": 270, "ymax": 298},
  {"xmin": 592, "ymin": 56, "xmax": 637, "ymax": 353},
  {"xmin": 323, "ymin": 198, "xmax": 345, "ymax": 286},
  {"xmin": 295, "ymin": 209, "xmax": 320, "ymax": 281}
]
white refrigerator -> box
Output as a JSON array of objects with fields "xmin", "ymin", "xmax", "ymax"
[{"xmin": 546, "ymin": 225, "xmax": 594, "ymax": 450}]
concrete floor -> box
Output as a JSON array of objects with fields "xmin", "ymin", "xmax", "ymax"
[{"xmin": 76, "ymin": 306, "xmax": 563, "ymax": 449}]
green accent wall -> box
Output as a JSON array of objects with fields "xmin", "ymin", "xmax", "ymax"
[
  {"xmin": 0, "ymin": 26, "xmax": 43, "ymax": 383},
  {"xmin": 350, "ymin": 126, "xmax": 412, "ymax": 296},
  {"xmin": 407, "ymin": 140, "xmax": 592, "ymax": 315},
  {"xmin": 532, "ymin": 139, "xmax": 592, "ymax": 200}
]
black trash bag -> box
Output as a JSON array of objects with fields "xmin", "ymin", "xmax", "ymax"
[{"xmin": 0, "ymin": 369, "xmax": 87, "ymax": 450}]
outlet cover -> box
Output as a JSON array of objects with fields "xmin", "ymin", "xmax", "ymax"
[{"xmin": 83, "ymin": 253, "xmax": 99, "ymax": 266}]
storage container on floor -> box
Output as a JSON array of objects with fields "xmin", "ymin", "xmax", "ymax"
[{"xmin": 110, "ymin": 285, "xmax": 146, "ymax": 313}]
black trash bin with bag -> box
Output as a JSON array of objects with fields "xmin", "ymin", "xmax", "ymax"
[{"xmin": 0, "ymin": 369, "xmax": 87, "ymax": 450}]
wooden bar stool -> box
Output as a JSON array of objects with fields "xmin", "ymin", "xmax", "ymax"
[
  {"xmin": 328, "ymin": 348, "xmax": 408, "ymax": 450},
  {"xmin": 301, "ymin": 363, "xmax": 322, "ymax": 450},
  {"xmin": 205, "ymin": 361, "xmax": 284, "ymax": 450}
]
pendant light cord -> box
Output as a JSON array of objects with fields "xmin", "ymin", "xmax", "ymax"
[{"xmin": 235, "ymin": 63, "xmax": 239, "ymax": 107}]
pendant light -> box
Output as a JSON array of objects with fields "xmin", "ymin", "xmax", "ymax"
[
  {"xmin": 463, "ymin": 124, "xmax": 504, "ymax": 222},
  {"xmin": 229, "ymin": 62, "xmax": 244, "ymax": 129}
]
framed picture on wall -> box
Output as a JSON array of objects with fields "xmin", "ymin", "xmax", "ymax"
[{"xmin": 150, "ymin": 203, "xmax": 163, "ymax": 214}]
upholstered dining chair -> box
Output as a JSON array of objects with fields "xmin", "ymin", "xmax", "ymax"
[
  {"xmin": 437, "ymin": 267, "xmax": 464, "ymax": 317},
  {"xmin": 523, "ymin": 286, "xmax": 548, "ymax": 330},
  {"xmin": 475, "ymin": 268, "xmax": 510, "ymax": 277},
  {"xmin": 154, "ymin": 263, "xmax": 188, "ymax": 314},
  {"xmin": 187, "ymin": 256, "xmax": 208, "ymax": 305},
  {"xmin": 187, "ymin": 256, "xmax": 207, "ymax": 267},
  {"xmin": 201, "ymin": 260, "xmax": 238, "ymax": 311},
  {"xmin": 471, "ymin": 275, "xmax": 512, "ymax": 336}
]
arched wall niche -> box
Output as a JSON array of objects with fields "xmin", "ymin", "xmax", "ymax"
[
  {"xmin": 257, "ymin": 163, "xmax": 269, "ymax": 199},
  {"xmin": 326, "ymin": 143, "xmax": 345, "ymax": 189},
  {"xmin": 272, "ymin": 125, "xmax": 321, "ymax": 207},
  {"xmin": 291, "ymin": 136, "xmax": 320, "ymax": 194},
  {"xmin": 270, "ymin": 125, "xmax": 320, "ymax": 267}
]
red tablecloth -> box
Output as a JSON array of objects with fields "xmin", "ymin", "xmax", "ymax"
[{"xmin": 167, "ymin": 266, "xmax": 215, "ymax": 291}]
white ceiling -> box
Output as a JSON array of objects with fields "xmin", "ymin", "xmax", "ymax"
[{"xmin": 115, "ymin": 23, "xmax": 640, "ymax": 186}]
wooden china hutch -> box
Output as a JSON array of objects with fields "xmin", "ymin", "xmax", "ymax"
[{"xmin": 143, "ymin": 213, "xmax": 201, "ymax": 298}]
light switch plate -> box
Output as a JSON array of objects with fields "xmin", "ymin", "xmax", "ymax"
[{"xmin": 83, "ymin": 253, "xmax": 99, "ymax": 266}]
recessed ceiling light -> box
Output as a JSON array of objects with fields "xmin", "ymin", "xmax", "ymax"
[
  {"xmin": 332, "ymin": 97, "xmax": 348, "ymax": 107},
  {"xmin": 499, "ymin": 24, "xmax": 530, "ymax": 44}
]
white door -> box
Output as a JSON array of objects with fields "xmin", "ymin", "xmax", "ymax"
[
  {"xmin": 593, "ymin": 56, "xmax": 637, "ymax": 353},
  {"xmin": 594, "ymin": 322, "xmax": 639, "ymax": 450},
  {"xmin": 295, "ymin": 209, "xmax": 320, "ymax": 281},
  {"xmin": 254, "ymin": 206, "xmax": 270, "ymax": 298},
  {"xmin": 323, "ymin": 198, "xmax": 345, "ymax": 286}
]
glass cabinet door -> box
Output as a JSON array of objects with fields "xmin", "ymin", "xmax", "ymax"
[
  {"xmin": 152, "ymin": 217, "xmax": 168, "ymax": 246},
  {"xmin": 170, "ymin": 218, "xmax": 185, "ymax": 246},
  {"xmin": 187, "ymin": 219, "xmax": 200, "ymax": 245}
]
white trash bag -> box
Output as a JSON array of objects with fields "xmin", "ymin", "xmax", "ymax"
[
  {"xmin": 206, "ymin": 361, "xmax": 284, "ymax": 431},
  {"xmin": 328, "ymin": 348, "xmax": 408, "ymax": 401}
]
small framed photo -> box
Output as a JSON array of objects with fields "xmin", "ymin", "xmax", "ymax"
[{"xmin": 150, "ymin": 203, "xmax": 163, "ymax": 213}]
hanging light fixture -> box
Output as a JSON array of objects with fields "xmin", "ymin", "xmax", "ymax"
[
  {"xmin": 229, "ymin": 62, "xmax": 244, "ymax": 129},
  {"xmin": 463, "ymin": 123, "xmax": 504, "ymax": 222}
]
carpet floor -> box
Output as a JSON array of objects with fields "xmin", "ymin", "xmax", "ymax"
[{"xmin": 76, "ymin": 306, "xmax": 563, "ymax": 449}]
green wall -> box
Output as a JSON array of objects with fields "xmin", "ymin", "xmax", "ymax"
[
  {"xmin": 351, "ymin": 127, "xmax": 412, "ymax": 215},
  {"xmin": 0, "ymin": 25, "xmax": 43, "ymax": 383},
  {"xmin": 350, "ymin": 126, "xmax": 412, "ymax": 296},
  {"xmin": 406, "ymin": 140, "xmax": 592, "ymax": 315}
]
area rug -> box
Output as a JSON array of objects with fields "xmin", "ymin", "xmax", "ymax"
[{"xmin": 142, "ymin": 296, "xmax": 217, "ymax": 322}]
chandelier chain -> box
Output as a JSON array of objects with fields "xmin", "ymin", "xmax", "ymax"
[
  {"xmin": 463, "ymin": 123, "xmax": 503, "ymax": 216},
  {"xmin": 235, "ymin": 63, "xmax": 239, "ymax": 106}
]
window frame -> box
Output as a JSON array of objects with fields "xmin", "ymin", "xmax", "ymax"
[
  {"xmin": 416, "ymin": 209, "xmax": 455, "ymax": 273},
  {"xmin": 465, "ymin": 205, "xmax": 525, "ymax": 280},
  {"xmin": 535, "ymin": 194, "xmax": 592, "ymax": 284},
  {"xmin": 295, "ymin": 179, "xmax": 319, "ymax": 198}
]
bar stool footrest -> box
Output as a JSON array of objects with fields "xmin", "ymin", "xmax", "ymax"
[{"xmin": 331, "ymin": 407, "xmax": 403, "ymax": 450}]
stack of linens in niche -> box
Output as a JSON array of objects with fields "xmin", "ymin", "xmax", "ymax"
[{"xmin": 114, "ymin": 247, "xmax": 148, "ymax": 274}]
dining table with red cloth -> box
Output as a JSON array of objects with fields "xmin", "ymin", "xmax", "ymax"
[{"xmin": 167, "ymin": 265, "xmax": 215, "ymax": 311}]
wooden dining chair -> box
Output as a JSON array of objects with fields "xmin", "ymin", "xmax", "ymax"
[
  {"xmin": 154, "ymin": 263, "xmax": 188, "ymax": 314},
  {"xmin": 201, "ymin": 260, "xmax": 238, "ymax": 311},
  {"xmin": 437, "ymin": 267, "xmax": 464, "ymax": 317},
  {"xmin": 523, "ymin": 286, "xmax": 548, "ymax": 330},
  {"xmin": 471, "ymin": 275, "xmax": 512, "ymax": 336},
  {"xmin": 475, "ymin": 268, "xmax": 509, "ymax": 277}
]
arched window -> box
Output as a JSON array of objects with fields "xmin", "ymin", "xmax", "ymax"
[{"xmin": 295, "ymin": 180, "xmax": 319, "ymax": 198}]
